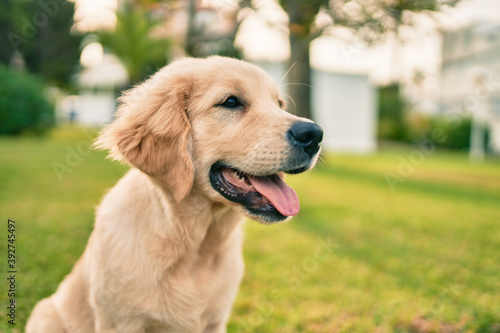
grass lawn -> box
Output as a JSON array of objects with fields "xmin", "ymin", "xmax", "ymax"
[{"xmin": 0, "ymin": 126, "xmax": 499, "ymax": 332}]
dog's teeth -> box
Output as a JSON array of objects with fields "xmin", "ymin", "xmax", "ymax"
[{"xmin": 233, "ymin": 169, "xmax": 244, "ymax": 180}]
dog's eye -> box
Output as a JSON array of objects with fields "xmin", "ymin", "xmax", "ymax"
[
  {"xmin": 278, "ymin": 100, "xmax": 283, "ymax": 108},
  {"xmin": 221, "ymin": 96, "xmax": 242, "ymax": 108}
]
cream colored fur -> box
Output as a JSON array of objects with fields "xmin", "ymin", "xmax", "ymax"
[{"xmin": 26, "ymin": 56, "xmax": 314, "ymax": 332}]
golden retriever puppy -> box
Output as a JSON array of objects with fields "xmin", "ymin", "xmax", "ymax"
[{"xmin": 26, "ymin": 56, "xmax": 323, "ymax": 333}]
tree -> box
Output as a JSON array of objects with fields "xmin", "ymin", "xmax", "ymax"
[
  {"xmin": 184, "ymin": 0, "xmax": 245, "ymax": 58},
  {"xmin": 0, "ymin": 0, "xmax": 83, "ymax": 88},
  {"xmin": 0, "ymin": 0, "xmax": 19, "ymax": 64},
  {"xmin": 97, "ymin": 4, "xmax": 171, "ymax": 85},
  {"xmin": 278, "ymin": 0, "xmax": 461, "ymax": 119}
]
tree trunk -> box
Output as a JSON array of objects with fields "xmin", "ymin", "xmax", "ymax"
[
  {"xmin": 185, "ymin": 0, "xmax": 197, "ymax": 57},
  {"xmin": 287, "ymin": 34, "xmax": 311, "ymax": 119}
]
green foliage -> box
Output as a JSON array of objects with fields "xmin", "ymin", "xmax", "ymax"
[
  {"xmin": 97, "ymin": 5, "xmax": 171, "ymax": 85},
  {"xmin": 377, "ymin": 83, "xmax": 489, "ymax": 150},
  {"xmin": 377, "ymin": 84, "xmax": 409, "ymax": 141},
  {"xmin": 0, "ymin": 0, "xmax": 25, "ymax": 64},
  {"xmin": 0, "ymin": 66, "xmax": 54, "ymax": 135},
  {"xmin": 428, "ymin": 116, "xmax": 473, "ymax": 150},
  {"xmin": 403, "ymin": 112, "xmax": 490, "ymax": 150},
  {"xmin": 0, "ymin": 127, "xmax": 499, "ymax": 331},
  {"xmin": 0, "ymin": 0, "xmax": 83, "ymax": 88}
]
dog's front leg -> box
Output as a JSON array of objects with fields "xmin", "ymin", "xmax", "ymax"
[
  {"xmin": 92, "ymin": 303, "xmax": 119, "ymax": 333},
  {"xmin": 202, "ymin": 322, "xmax": 227, "ymax": 333},
  {"xmin": 92, "ymin": 297, "xmax": 148, "ymax": 333},
  {"xmin": 93, "ymin": 307, "xmax": 146, "ymax": 333},
  {"xmin": 92, "ymin": 297, "xmax": 149, "ymax": 333}
]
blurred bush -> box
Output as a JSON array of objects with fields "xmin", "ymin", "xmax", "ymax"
[
  {"xmin": 0, "ymin": 66, "xmax": 54, "ymax": 135},
  {"xmin": 377, "ymin": 84, "xmax": 409, "ymax": 141},
  {"xmin": 407, "ymin": 113, "xmax": 490, "ymax": 150},
  {"xmin": 377, "ymin": 84, "xmax": 490, "ymax": 150}
]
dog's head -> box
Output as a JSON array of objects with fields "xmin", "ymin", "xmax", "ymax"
[{"xmin": 95, "ymin": 56, "xmax": 322, "ymax": 223}]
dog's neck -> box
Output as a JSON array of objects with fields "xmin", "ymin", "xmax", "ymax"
[{"xmin": 145, "ymin": 173, "xmax": 244, "ymax": 268}]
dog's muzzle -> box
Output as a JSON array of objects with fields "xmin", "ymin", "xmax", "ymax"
[{"xmin": 209, "ymin": 120, "xmax": 323, "ymax": 223}]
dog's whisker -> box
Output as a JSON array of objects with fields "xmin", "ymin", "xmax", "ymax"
[
  {"xmin": 278, "ymin": 61, "xmax": 298, "ymax": 85},
  {"xmin": 281, "ymin": 82, "xmax": 317, "ymax": 91},
  {"xmin": 282, "ymin": 93, "xmax": 296, "ymax": 110}
]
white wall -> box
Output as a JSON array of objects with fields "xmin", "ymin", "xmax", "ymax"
[
  {"xmin": 251, "ymin": 62, "xmax": 379, "ymax": 153},
  {"xmin": 251, "ymin": 60, "xmax": 288, "ymax": 94},
  {"xmin": 312, "ymin": 70, "xmax": 378, "ymax": 153},
  {"xmin": 441, "ymin": 24, "xmax": 500, "ymax": 153},
  {"xmin": 76, "ymin": 92, "xmax": 116, "ymax": 126}
]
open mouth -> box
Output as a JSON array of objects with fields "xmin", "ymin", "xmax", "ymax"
[{"xmin": 209, "ymin": 162, "xmax": 301, "ymax": 223}]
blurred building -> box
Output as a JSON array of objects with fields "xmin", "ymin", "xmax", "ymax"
[
  {"xmin": 68, "ymin": 0, "xmax": 500, "ymax": 153},
  {"xmin": 252, "ymin": 60, "xmax": 378, "ymax": 153},
  {"xmin": 309, "ymin": 36, "xmax": 379, "ymax": 153},
  {"xmin": 312, "ymin": 70, "xmax": 377, "ymax": 153},
  {"xmin": 440, "ymin": 22, "xmax": 500, "ymax": 152},
  {"xmin": 238, "ymin": 4, "xmax": 378, "ymax": 153},
  {"xmin": 74, "ymin": 43, "xmax": 128, "ymax": 126}
]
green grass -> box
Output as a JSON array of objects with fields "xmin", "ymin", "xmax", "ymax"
[{"xmin": 1, "ymin": 126, "xmax": 499, "ymax": 332}]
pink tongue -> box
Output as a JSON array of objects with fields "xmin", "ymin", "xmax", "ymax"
[{"xmin": 247, "ymin": 175, "xmax": 300, "ymax": 217}]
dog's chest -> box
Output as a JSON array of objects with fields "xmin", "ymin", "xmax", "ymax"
[{"xmin": 140, "ymin": 238, "xmax": 245, "ymax": 331}]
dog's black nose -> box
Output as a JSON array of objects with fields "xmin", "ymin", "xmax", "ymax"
[{"xmin": 288, "ymin": 121, "xmax": 323, "ymax": 155}]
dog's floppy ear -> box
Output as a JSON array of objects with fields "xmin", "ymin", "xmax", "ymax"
[{"xmin": 95, "ymin": 68, "xmax": 194, "ymax": 202}]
